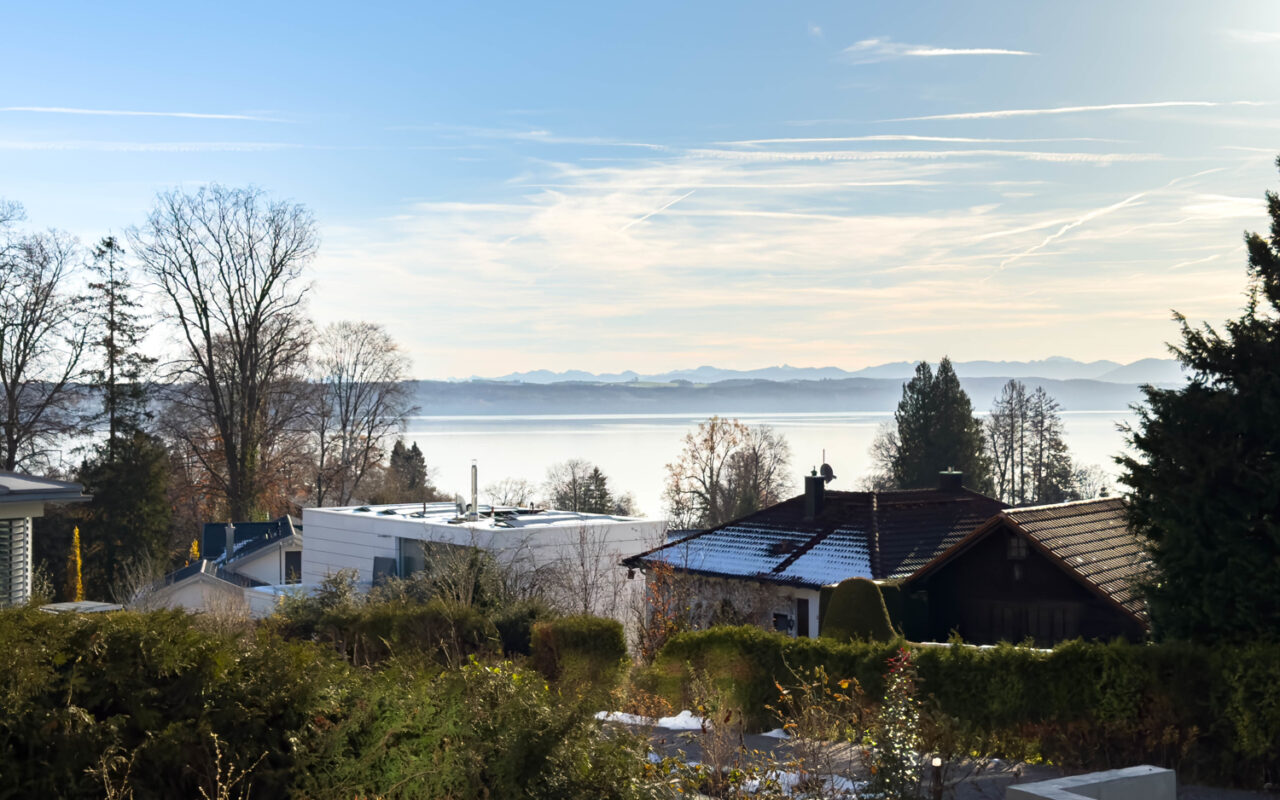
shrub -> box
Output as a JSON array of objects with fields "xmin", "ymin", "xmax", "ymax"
[
  {"xmin": 0, "ymin": 607, "xmax": 343, "ymax": 799},
  {"xmin": 531, "ymin": 616, "xmax": 628, "ymax": 704},
  {"xmin": 294, "ymin": 658, "xmax": 655, "ymax": 800},
  {"xmin": 647, "ymin": 626, "xmax": 1280, "ymax": 787},
  {"xmin": 491, "ymin": 597, "xmax": 555, "ymax": 657},
  {"xmin": 275, "ymin": 595, "xmax": 499, "ymax": 666},
  {"xmin": 819, "ymin": 577, "xmax": 894, "ymax": 642}
]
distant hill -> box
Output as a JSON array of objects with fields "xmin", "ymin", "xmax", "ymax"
[
  {"xmin": 410, "ymin": 376, "xmax": 1151, "ymax": 417},
  {"xmin": 1097, "ymin": 357, "xmax": 1187, "ymax": 384},
  {"xmin": 468, "ymin": 356, "xmax": 1175, "ymax": 385}
]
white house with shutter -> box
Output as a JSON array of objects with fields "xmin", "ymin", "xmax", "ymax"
[{"xmin": 0, "ymin": 472, "xmax": 90, "ymax": 608}]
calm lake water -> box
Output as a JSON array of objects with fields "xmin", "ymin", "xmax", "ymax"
[{"xmin": 404, "ymin": 411, "xmax": 1137, "ymax": 518}]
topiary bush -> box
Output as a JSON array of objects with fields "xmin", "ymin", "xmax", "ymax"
[
  {"xmin": 530, "ymin": 615, "xmax": 628, "ymax": 705},
  {"xmin": 820, "ymin": 577, "xmax": 895, "ymax": 642}
]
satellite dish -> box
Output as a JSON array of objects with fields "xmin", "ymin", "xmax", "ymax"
[{"xmin": 820, "ymin": 463, "xmax": 836, "ymax": 484}]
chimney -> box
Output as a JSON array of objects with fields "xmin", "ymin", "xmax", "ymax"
[
  {"xmin": 804, "ymin": 471, "xmax": 825, "ymax": 519},
  {"xmin": 224, "ymin": 522, "xmax": 235, "ymax": 561},
  {"xmin": 938, "ymin": 469, "xmax": 963, "ymax": 492},
  {"xmin": 470, "ymin": 460, "xmax": 479, "ymax": 521}
]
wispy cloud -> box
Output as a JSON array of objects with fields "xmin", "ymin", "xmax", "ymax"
[
  {"xmin": 0, "ymin": 140, "xmax": 302, "ymax": 152},
  {"xmin": 310, "ymin": 136, "xmax": 1261, "ymax": 377},
  {"xmin": 0, "ymin": 106, "xmax": 281, "ymax": 121},
  {"xmin": 844, "ymin": 37, "xmax": 1034, "ymax": 63},
  {"xmin": 686, "ymin": 148, "xmax": 1161, "ymax": 164},
  {"xmin": 890, "ymin": 100, "xmax": 1267, "ymax": 122},
  {"xmin": 718, "ymin": 135, "xmax": 1123, "ymax": 147}
]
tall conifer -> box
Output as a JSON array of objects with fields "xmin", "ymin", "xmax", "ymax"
[{"xmin": 1121, "ymin": 158, "xmax": 1280, "ymax": 643}]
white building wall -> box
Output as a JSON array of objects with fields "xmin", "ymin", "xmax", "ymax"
[
  {"xmin": 301, "ymin": 507, "xmax": 665, "ymax": 624},
  {"xmin": 230, "ymin": 543, "xmax": 301, "ymax": 585},
  {"xmin": 152, "ymin": 577, "xmax": 246, "ymax": 616}
]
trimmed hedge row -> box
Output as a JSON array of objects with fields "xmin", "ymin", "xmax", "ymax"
[
  {"xmin": 642, "ymin": 625, "xmax": 1280, "ymax": 787},
  {"xmin": 531, "ymin": 615, "xmax": 628, "ymax": 705}
]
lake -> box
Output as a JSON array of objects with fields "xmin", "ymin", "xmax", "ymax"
[{"xmin": 403, "ymin": 410, "xmax": 1137, "ymax": 518}]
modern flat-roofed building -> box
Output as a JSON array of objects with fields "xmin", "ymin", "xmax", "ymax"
[
  {"xmin": 302, "ymin": 502, "xmax": 666, "ymax": 623},
  {"xmin": 1, "ymin": 472, "xmax": 90, "ymax": 607}
]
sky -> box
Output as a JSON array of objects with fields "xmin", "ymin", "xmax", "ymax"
[{"xmin": 3, "ymin": 1, "xmax": 1280, "ymax": 379}]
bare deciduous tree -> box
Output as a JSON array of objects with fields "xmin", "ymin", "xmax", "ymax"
[
  {"xmin": 549, "ymin": 524, "xmax": 627, "ymax": 618},
  {"xmin": 311, "ymin": 321, "xmax": 414, "ymax": 506},
  {"xmin": 664, "ymin": 416, "xmax": 792, "ymax": 529},
  {"xmin": 130, "ymin": 186, "xmax": 317, "ymax": 519},
  {"xmin": 0, "ymin": 203, "xmax": 88, "ymax": 471},
  {"xmin": 485, "ymin": 477, "xmax": 536, "ymax": 507}
]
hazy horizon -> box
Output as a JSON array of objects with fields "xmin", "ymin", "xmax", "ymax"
[{"xmin": 4, "ymin": 1, "xmax": 1277, "ymax": 376}]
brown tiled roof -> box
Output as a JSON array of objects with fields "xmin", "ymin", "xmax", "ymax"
[
  {"xmin": 622, "ymin": 487, "xmax": 1006, "ymax": 588},
  {"xmin": 1004, "ymin": 498, "xmax": 1150, "ymax": 621}
]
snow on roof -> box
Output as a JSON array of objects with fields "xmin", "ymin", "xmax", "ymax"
[
  {"xmin": 309, "ymin": 501, "xmax": 645, "ymax": 530},
  {"xmin": 774, "ymin": 527, "xmax": 872, "ymax": 586},
  {"xmin": 626, "ymin": 487, "xmax": 1006, "ymax": 588}
]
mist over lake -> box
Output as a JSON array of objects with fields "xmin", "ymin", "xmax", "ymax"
[{"xmin": 405, "ymin": 410, "xmax": 1136, "ymax": 518}]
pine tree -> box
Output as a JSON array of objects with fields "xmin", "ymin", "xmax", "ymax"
[
  {"xmin": 76, "ymin": 238, "xmax": 170, "ymax": 595},
  {"xmin": 77, "ymin": 432, "xmax": 172, "ymax": 596},
  {"xmin": 1120, "ymin": 157, "xmax": 1280, "ymax": 643},
  {"xmin": 890, "ymin": 358, "xmax": 990, "ymax": 490},
  {"xmin": 85, "ymin": 236, "xmax": 155, "ymax": 451}
]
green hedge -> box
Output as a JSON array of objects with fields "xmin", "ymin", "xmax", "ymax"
[
  {"xmin": 531, "ymin": 616, "xmax": 628, "ymax": 704},
  {"xmin": 643, "ymin": 626, "xmax": 1280, "ymax": 787},
  {"xmin": 276, "ymin": 598, "xmax": 499, "ymax": 666},
  {"xmin": 0, "ymin": 608, "xmax": 343, "ymax": 799}
]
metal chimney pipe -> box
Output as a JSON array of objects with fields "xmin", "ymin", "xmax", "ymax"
[
  {"xmin": 224, "ymin": 522, "xmax": 235, "ymax": 562},
  {"xmin": 471, "ymin": 460, "xmax": 479, "ymax": 521}
]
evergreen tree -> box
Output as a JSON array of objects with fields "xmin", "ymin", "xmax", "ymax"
[
  {"xmin": 85, "ymin": 236, "xmax": 155, "ymax": 450},
  {"xmin": 373, "ymin": 439, "xmax": 442, "ymax": 503},
  {"xmin": 74, "ymin": 237, "xmax": 170, "ymax": 594},
  {"xmin": 1121, "ymin": 158, "xmax": 1280, "ymax": 643},
  {"xmin": 890, "ymin": 358, "xmax": 990, "ymax": 490},
  {"xmin": 986, "ymin": 380, "xmax": 1085, "ymax": 505},
  {"xmin": 76, "ymin": 431, "xmax": 172, "ymax": 597}
]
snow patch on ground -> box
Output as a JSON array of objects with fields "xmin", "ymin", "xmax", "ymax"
[
  {"xmin": 594, "ymin": 709, "xmax": 710, "ymax": 731},
  {"xmin": 759, "ymin": 728, "xmax": 790, "ymax": 739},
  {"xmin": 657, "ymin": 710, "xmax": 707, "ymax": 730}
]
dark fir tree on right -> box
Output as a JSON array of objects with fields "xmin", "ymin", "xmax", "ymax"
[{"xmin": 1121, "ymin": 157, "xmax": 1280, "ymax": 644}]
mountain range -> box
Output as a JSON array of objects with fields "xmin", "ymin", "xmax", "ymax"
[{"xmin": 465, "ymin": 356, "xmax": 1186, "ymax": 386}]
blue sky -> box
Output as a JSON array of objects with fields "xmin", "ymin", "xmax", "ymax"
[{"xmin": 4, "ymin": 1, "xmax": 1280, "ymax": 378}]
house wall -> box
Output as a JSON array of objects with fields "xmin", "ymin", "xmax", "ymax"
[
  {"xmin": 301, "ymin": 508, "xmax": 666, "ymax": 624},
  {"xmin": 231, "ymin": 543, "xmax": 302, "ymax": 585},
  {"xmin": 151, "ymin": 577, "xmax": 247, "ymax": 616},
  {"xmin": 915, "ymin": 526, "xmax": 1146, "ymax": 645},
  {"xmin": 648, "ymin": 573, "xmax": 822, "ymax": 639}
]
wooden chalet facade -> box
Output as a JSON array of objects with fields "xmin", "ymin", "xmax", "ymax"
[{"xmin": 903, "ymin": 498, "xmax": 1151, "ymax": 645}]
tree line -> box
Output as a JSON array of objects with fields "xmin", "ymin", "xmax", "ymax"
[
  {"xmin": 2, "ymin": 186, "xmax": 424, "ymax": 600},
  {"xmin": 864, "ymin": 357, "xmax": 1107, "ymax": 505}
]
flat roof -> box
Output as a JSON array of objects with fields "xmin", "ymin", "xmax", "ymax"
[
  {"xmin": 0, "ymin": 471, "xmax": 90, "ymax": 504},
  {"xmin": 306, "ymin": 501, "xmax": 648, "ymax": 530}
]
